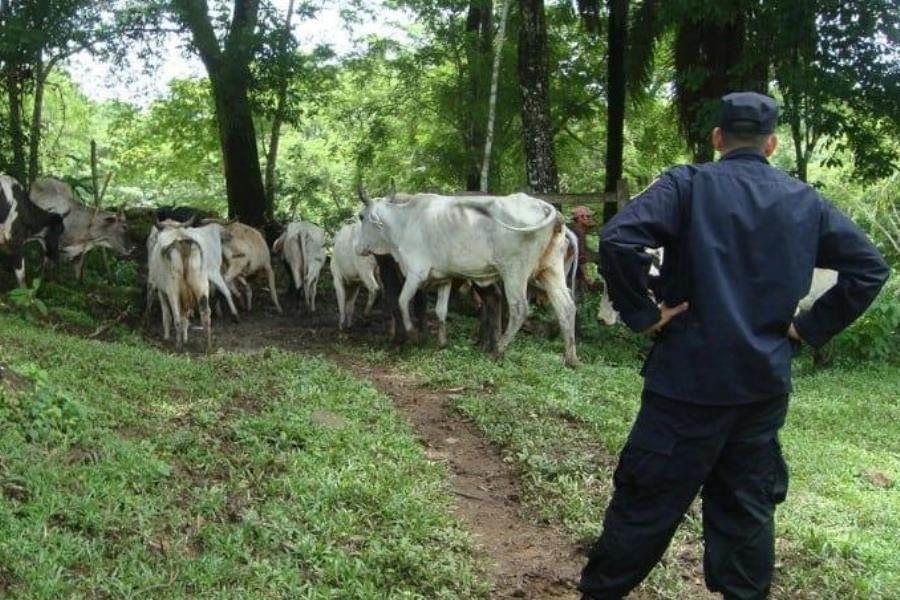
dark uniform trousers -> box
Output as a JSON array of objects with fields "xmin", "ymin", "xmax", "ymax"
[{"xmin": 580, "ymin": 391, "xmax": 789, "ymax": 600}]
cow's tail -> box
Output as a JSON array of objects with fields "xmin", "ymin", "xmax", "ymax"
[
  {"xmin": 564, "ymin": 226, "xmax": 578, "ymax": 294},
  {"xmin": 164, "ymin": 238, "xmax": 203, "ymax": 315}
]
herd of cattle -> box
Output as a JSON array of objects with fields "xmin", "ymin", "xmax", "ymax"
[
  {"xmin": 0, "ymin": 174, "xmax": 582, "ymax": 364},
  {"xmin": 1, "ymin": 173, "xmax": 838, "ymax": 365}
]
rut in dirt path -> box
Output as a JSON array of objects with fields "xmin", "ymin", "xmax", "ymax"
[{"xmin": 210, "ymin": 311, "xmax": 584, "ymax": 598}]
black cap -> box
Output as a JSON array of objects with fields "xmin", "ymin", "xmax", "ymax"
[{"xmin": 720, "ymin": 92, "xmax": 778, "ymax": 134}]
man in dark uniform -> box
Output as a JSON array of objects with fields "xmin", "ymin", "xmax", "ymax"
[{"xmin": 579, "ymin": 92, "xmax": 889, "ymax": 599}]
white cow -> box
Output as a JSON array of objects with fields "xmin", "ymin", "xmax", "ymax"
[
  {"xmin": 598, "ymin": 262, "xmax": 838, "ymax": 326},
  {"xmin": 330, "ymin": 220, "xmax": 380, "ymax": 329},
  {"xmin": 221, "ymin": 222, "xmax": 282, "ymax": 313},
  {"xmin": 146, "ymin": 219, "xmax": 240, "ymax": 322},
  {"xmin": 147, "ymin": 226, "xmax": 211, "ymax": 351},
  {"xmin": 273, "ymin": 221, "xmax": 327, "ymax": 312},
  {"xmin": 355, "ymin": 191, "xmax": 577, "ymax": 366}
]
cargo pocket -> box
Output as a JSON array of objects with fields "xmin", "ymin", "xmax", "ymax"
[
  {"xmin": 615, "ymin": 422, "xmax": 679, "ymax": 491},
  {"xmin": 770, "ymin": 438, "xmax": 789, "ymax": 504}
]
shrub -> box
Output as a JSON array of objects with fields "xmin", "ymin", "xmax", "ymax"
[
  {"xmin": 831, "ymin": 272, "xmax": 900, "ymax": 363},
  {"xmin": 0, "ymin": 363, "xmax": 87, "ymax": 443}
]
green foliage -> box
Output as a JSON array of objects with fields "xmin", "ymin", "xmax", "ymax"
[
  {"xmin": 4, "ymin": 279, "xmax": 48, "ymax": 322},
  {"xmin": 831, "ymin": 275, "xmax": 900, "ymax": 363},
  {"xmin": 0, "ymin": 363, "xmax": 86, "ymax": 444}
]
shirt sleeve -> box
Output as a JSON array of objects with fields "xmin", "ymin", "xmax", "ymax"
[
  {"xmin": 793, "ymin": 201, "xmax": 890, "ymax": 348},
  {"xmin": 600, "ymin": 171, "xmax": 685, "ymax": 333}
]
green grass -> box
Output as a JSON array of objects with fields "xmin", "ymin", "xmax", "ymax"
[
  {"xmin": 369, "ymin": 304, "xmax": 900, "ymax": 599},
  {"xmin": 0, "ymin": 314, "xmax": 488, "ymax": 599}
]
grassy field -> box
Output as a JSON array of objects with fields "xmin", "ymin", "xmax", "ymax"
[
  {"xmin": 0, "ymin": 313, "xmax": 488, "ymax": 599},
  {"xmin": 368, "ymin": 300, "xmax": 900, "ymax": 599},
  {"xmin": 2, "ymin": 264, "xmax": 899, "ymax": 598}
]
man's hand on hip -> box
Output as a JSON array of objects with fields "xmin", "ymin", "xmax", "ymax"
[{"xmin": 642, "ymin": 302, "xmax": 690, "ymax": 336}]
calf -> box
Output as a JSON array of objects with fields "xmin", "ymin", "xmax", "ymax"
[
  {"xmin": 330, "ymin": 221, "xmax": 380, "ymax": 329},
  {"xmin": 147, "ymin": 226, "xmax": 211, "ymax": 351},
  {"xmin": 29, "ymin": 177, "xmax": 133, "ymax": 279},
  {"xmin": 221, "ymin": 222, "xmax": 283, "ymax": 313},
  {"xmin": 273, "ymin": 221, "xmax": 326, "ymax": 313},
  {"xmin": 0, "ymin": 175, "xmax": 63, "ymax": 288}
]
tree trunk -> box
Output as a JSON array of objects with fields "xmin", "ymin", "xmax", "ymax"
[
  {"xmin": 264, "ymin": 0, "xmax": 295, "ymax": 213},
  {"xmin": 172, "ymin": 0, "xmax": 269, "ymax": 227},
  {"xmin": 211, "ymin": 69, "xmax": 269, "ymax": 227},
  {"xmin": 517, "ymin": 0, "xmax": 558, "ymax": 193},
  {"xmin": 3, "ymin": 75, "xmax": 26, "ymax": 183},
  {"xmin": 603, "ymin": 0, "xmax": 628, "ymax": 222},
  {"xmin": 27, "ymin": 58, "xmax": 47, "ymax": 184},
  {"xmin": 462, "ymin": 0, "xmax": 492, "ymax": 191},
  {"xmin": 480, "ymin": 0, "xmax": 510, "ymax": 193}
]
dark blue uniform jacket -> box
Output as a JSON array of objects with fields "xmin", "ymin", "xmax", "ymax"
[{"xmin": 600, "ymin": 148, "xmax": 890, "ymax": 405}]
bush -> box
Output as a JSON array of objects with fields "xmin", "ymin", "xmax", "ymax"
[
  {"xmin": 0, "ymin": 363, "xmax": 87, "ymax": 444},
  {"xmin": 832, "ymin": 272, "xmax": 900, "ymax": 363}
]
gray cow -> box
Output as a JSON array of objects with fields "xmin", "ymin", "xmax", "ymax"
[{"xmin": 29, "ymin": 177, "xmax": 133, "ymax": 278}]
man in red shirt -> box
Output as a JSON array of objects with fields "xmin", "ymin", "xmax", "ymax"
[{"xmin": 570, "ymin": 205, "xmax": 598, "ymax": 293}]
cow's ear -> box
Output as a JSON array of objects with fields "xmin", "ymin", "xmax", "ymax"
[
  {"xmin": 154, "ymin": 219, "xmax": 165, "ymax": 231},
  {"xmin": 184, "ymin": 215, "xmax": 197, "ymax": 227}
]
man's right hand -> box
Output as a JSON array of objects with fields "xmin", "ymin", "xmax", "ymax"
[{"xmin": 641, "ymin": 302, "xmax": 690, "ymax": 336}]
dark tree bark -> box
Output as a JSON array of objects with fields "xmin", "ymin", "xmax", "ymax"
[
  {"xmin": 465, "ymin": 0, "xmax": 493, "ymax": 191},
  {"xmin": 517, "ymin": 0, "xmax": 558, "ymax": 193},
  {"xmin": 264, "ymin": 0, "xmax": 295, "ymax": 213},
  {"xmin": 172, "ymin": 0, "xmax": 269, "ymax": 227},
  {"xmin": 2, "ymin": 68, "xmax": 26, "ymax": 183},
  {"xmin": 1, "ymin": 0, "xmax": 26, "ymax": 183},
  {"xmin": 603, "ymin": 0, "xmax": 628, "ymax": 222},
  {"xmin": 674, "ymin": 10, "xmax": 768, "ymax": 162}
]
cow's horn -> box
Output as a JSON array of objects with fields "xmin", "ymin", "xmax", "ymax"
[
  {"xmin": 184, "ymin": 214, "xmax": 198, "ymax": 227},
  {"xmin": 388, "ymin": 178, "xmax": 396, "ymax": 199}
]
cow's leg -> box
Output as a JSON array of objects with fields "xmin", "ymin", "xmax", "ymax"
[
  {"xmin": 74, "ymin": 254, "xmax": 86, "ymax": 282},
  {"xmin": 334, "ymin": 277, "xmax": 348, "ymax": 330},
  {"xmin": 435, "ymin": 283, "xmax": 452, "ymax": 349},
  {"xmin": 306, "ymin": 274, "xmax": 319, "ymax": 313},
  {"xmin": 362, "ymin": 270, "xmax": 379, "ymax": 316},
  {"xmin": 210, "ymin": 271, "xmax": 240, "ymax": 323},
  {"xmin": 144, "ymin": 284, "xmax": 156, "ymax": 323},
  {"xmin": 200, "ymin": 294, "xmax": 212, "ymax": 352},
  {"xmin": 238, "ymin": 276, "xmax": 252, "ymax": 312},
  {"xmin": 11, "ymin": 253, "xmax": 26, "ymax": 288},
  {"xmin": 399, "ymin": 273, "xmax": 425, "ymax": 343},
  {"xmin": 265, "ymin": 264, "xmax": 283, "ymax": 313},
  {"xmin": 159, "ymin": 291, "xmax": 173, "ymax": 342},
  {"xmin": 497, "ymin": 275, "xmax": 530, "ymax": 357},
  {"xmin": 537, "ymin": 269, "xmax": 579, "ymax": 368},
  {"xmin": 346, "ymin": 285, "xmax": 361, "ymax": 328}
]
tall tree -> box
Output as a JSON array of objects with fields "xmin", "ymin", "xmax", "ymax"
[
  {"xmin": 464, "ymin": 0, "xmax": 493, "ymax": 191},
  {"xmin": 480, "ymin": 0, "xmax": 509, "ymax": 192},
  {"xmin": 517, "ymin": 0, "xmax": 558, "ymax": 192},
  {"xmin": 171, "ymin": 0, "xmax": 269, "ymax": 226},
  {"xmin": 263, "ymin": 0, "xmax": 295, "ymax": 211},
  {"xmin": 771, "ymin": 0, "xmax": 900, "ymax": 182},
  {"xmin": 603, "ymin": 0, "xmax": 627, "ymax": 221},
  {"xmin": 0, "ymin": 0, "xmax": 116, "ymax": 184}
]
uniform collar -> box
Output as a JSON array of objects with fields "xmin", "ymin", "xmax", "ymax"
[{"xmin": 719, "ymin": 147, "xmax": 769, "ymax": 164}]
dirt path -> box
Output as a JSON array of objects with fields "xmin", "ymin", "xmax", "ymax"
[{"xmin": 207, "ymin": 308, "xmax": 583, "ymax": 598}]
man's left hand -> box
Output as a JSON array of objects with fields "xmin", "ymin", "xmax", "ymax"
[{"xmin": 641, "ymin": 302, "xmax": 690, "ymax": 336}]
